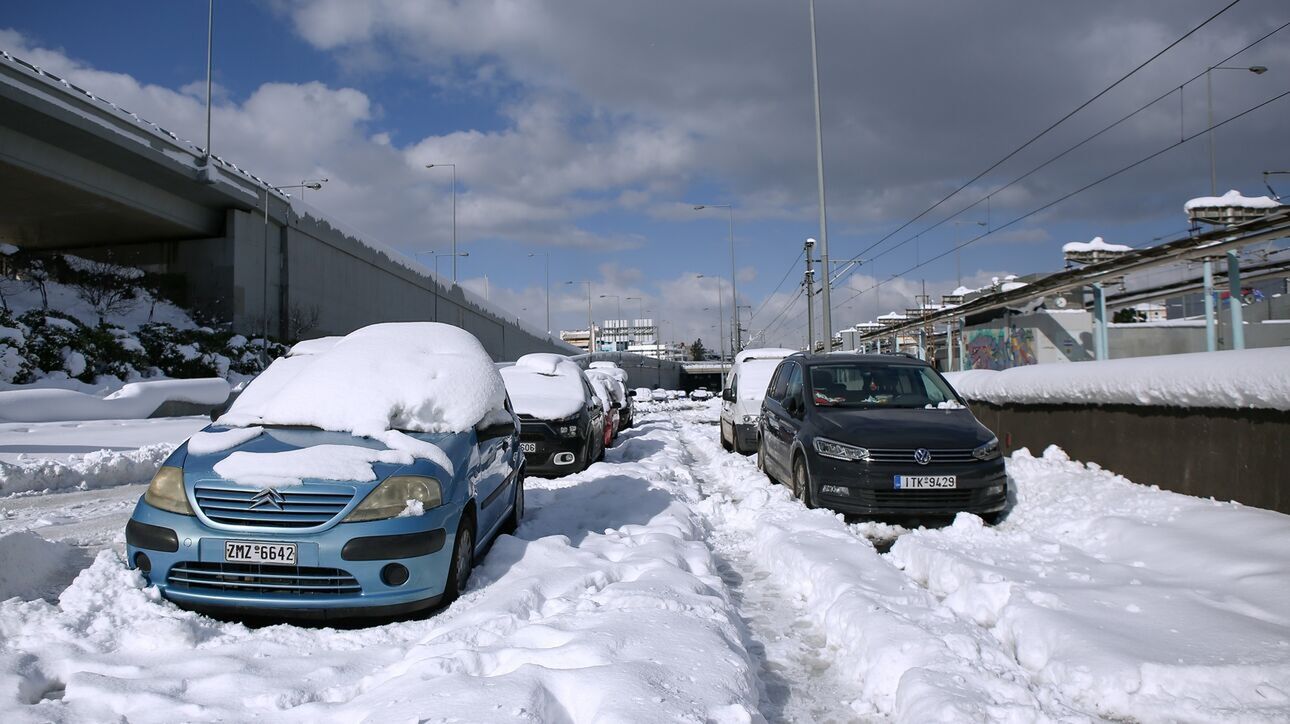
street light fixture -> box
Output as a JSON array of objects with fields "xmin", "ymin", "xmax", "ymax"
[
  {"xmin": 693, "ymin": 204, "xmax": 740, "ymax": 352},
  {"xmin": 528, "ymin": 252, "xmax": 550, "ymax": 335},
  {"xmin": 1206, "ymin": 66, "xmax": 1269, "ymax": 194},
  {"xmin": 298, "ymin": 178, "xmax": 328, "ymax": 201},
  {"xmin": 566, "ymin": 280, "xmax": 594, "ymax": 352},
  {"xmin": 426, "ymin": 163, "xmax": 458, "ymax": 282}
]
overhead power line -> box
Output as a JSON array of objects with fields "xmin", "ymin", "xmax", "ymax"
[{"xmin": 749, "ymin": 247, "xmax": 805, "ymax": 323}]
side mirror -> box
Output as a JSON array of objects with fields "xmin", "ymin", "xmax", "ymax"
[
  {"xmin": 476, "ymin": 421, "xmax": 516, "ymax": 441},
  {"xmin": 786, "ymin": 396, "xmax": 803, "ymax": 417},
  {"xmin": 628, "ymin": 389, "xmax": 637, "ymax": 397},
  {"xmin": 722, "ymin": 388, "xmax": 734, "ymax": 402},
  {"xmin": 612, "ymin": 401, "xmax": 622, "ymax": 409}
]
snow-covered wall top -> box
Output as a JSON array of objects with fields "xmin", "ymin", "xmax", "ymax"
[
  {"xmin": 943, "ymin": 347, "xmax": 1290, "ymax": 411},
  {"xmin": 1184, "ymin": 189, "xmax": 1281, "ymax": 211},
  {"xmin": 1061, "ymin": 236, "xmax": 1132, "ymax": 254}
]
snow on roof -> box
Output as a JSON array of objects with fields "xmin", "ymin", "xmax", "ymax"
[
  {"xmin": 588, "ymin": 361, "xmax": 620, "ymax": 370},
  {"xmin": 288, "ymin": 336, "xmax": 344, "ymax": 357},
  {"xmin": 733, "ymin": 358, "xmax": 783, "ymax": 402},
  {"xmin": 734, "ymin": 347, "xmax": 797, "ymax": 364},
  {"xmin": 0, "ymin": 378, "xmax": 230, "ymax": 423},
  {"xmin": 500, "ymin": 353, "xmax": 587, "ymax": 420},
  {"xmin": 943, "ymin": 347, "xmax": 1290, "ymax": 410},
  {"xmin": 219, "ymin": 322, "xmax": 505, "ymax": 435},
  {"xmin": 950, "ymin": 286, "xmax": 974, "ymax": 296},
  {"xmin": 1184, "ymin": 189, "xmax": 1282, "ymax": 212},
  {"xmin": 877, "ymin": 312, "xmax": 908, "ymax": 321},
  {"xmin": 1062, "ymin": 236, "xmax": 1133, "ymax": 254}
]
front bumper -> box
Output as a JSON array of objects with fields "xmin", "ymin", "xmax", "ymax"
[
  {"xmin": 125, "ymin": 497, "xmax": 460, "ymax": 619},
  {"xmin": 519, "ymin": 420, "xmax": 585, "ymax": 475},
  {"xmin": 809, "ymin": 456, "xmax": 1008, "ymax": 516}
]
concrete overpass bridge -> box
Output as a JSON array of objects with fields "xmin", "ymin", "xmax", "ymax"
[{"xmin": 0, "ymin": 50, "xmax": 573, "ymax": 360}]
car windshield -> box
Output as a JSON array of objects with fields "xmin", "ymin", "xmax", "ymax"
[{"xmin": 808, "ymin": 363, "xmax": 960, "ymax": 409}]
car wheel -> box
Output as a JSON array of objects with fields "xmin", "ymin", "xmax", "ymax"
[
  {"xmin": 443, "ymin": 517, "xmax": 475, "ymax": 606},
  {"xmin": 792, "ymin": 457, "xmax": 816, "ymax": 509},
  {"xmin": 501, "ymin": 472, "xmax": 524, "ymax": 535},
  {"xmin": 757, "ymin": 436, "xmax": 773, "ymax": 480},
  {"xmin": 981, "ymin": 510, "xmax": 1005, "ymax": 526},
  {"xmin": 721, "ymin": 422, "xmax": 733, "ymax": 451}
]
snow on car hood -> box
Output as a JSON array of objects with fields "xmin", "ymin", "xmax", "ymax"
[
  {"xmin": 501, "ymin": 354, "xmax": 585, "ymax": 420},
  {"xmin": 219, "ymin": 322, "xmax": 506, "ymax": 436}
]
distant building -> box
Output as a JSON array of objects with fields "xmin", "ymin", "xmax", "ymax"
[
  {"xmin": 598, "ymin": 318, "xmax": 656, "ymax": 352},
  {"xmin": 559, "ymin": 327, "xmax": 598, "ymax": 353},
  {"xmin": 628, "ymin": 342, "xmax": 685, "ymax": 361}
]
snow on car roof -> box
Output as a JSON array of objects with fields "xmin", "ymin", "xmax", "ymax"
[
  {"xmin": 219, "ymin": 322, "xmax": 506, "ymax": 435},
  {"xmin": 734, "ymin": 359, "xmax": 783, "ymax": 402},
  {"xmin": 734, "ymin": 347, "xmax": 797, "ymax": 364},
  {"xmin": 500, "ymin": 353, "xmax": 587, "ymax": 420},
  {"xmin": 288, "ymin": 336, "xmax": 344, "ymax": 357}
]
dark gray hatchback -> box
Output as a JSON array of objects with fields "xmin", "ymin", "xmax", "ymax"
[{"xmin": 757, "ymin": 353, "xmax": 1007, "ymax": 520}]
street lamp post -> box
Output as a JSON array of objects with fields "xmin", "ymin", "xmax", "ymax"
[
  {"xmin": 566, "ymin": 280, "xmax": 594, "ymax": 352},
  {"xmin": 808, "ymin": 0, "xmax": 834, "ymax": 352},
  {"xmin": 1207, "ymin": 65, "xmax": 1267, "ymax": 194},
  {"xmin": 528, "ymin": 252, "xmax": 550, "ymax": 335},
  {"xmin": 693, "ymin": 204, "xmax": 739, "ymax": 352},
  {"xmin": 952, "ymin": 220, "xmax": 987, "ymax": 288},
  {"xmin": 259, "ymin": 180, "xmax": 325, "ymax": 365},
  {"xmin": 425, "ymin": 164, "xmax": 458, "ymax": 282}
]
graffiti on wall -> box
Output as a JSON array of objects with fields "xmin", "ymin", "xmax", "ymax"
[{"xmin": 967, "ymin": 326, "xmax": 1037, "ymax": 370}]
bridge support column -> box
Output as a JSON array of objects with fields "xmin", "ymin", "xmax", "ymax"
[
  {"xmin": 1203, "ymin": 260, "xmax": 1218, "ymax": 352},
  {"xmin": 1226, "ymin": 250, "xmax": 1245, "ymax": 350}
]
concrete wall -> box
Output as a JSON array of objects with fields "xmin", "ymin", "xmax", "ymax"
[
  {"xmin": 572, "ymin": 352, "xmax": 683, "ymax": 390},
  {"xmin": 970, "ymin": 402, "xmax": 1290, "ymax": 514}
]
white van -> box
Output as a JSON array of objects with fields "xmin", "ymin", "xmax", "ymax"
[{"xmin": 719, "ymin": 347, "xmax": 797, "ymax": 453}]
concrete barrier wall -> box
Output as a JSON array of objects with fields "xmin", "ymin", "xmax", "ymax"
[
  {"xmin": 571, "ymin": 352, "xmax": 683, "ymax": 390},
  {"xmin": 969, "ymin": 401, "xmax": 1290, "ymax": 514}
]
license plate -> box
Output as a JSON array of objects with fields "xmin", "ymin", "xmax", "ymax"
[
  {"xmin": 894, "ymin": 475, "xmax": 957, "ymax": 489},
  {"xmin": 225, "ymin": 540, "xmax": 297, "ymax": 565},
  {"xmin": 521, "ymin": 442, "xmax": 537, "ymax": 453}
]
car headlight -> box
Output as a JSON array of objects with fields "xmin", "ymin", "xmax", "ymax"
[
  {"xmin": 973, "ymin": 437, "xmax": 1001, "ymax": 461},
  {"xmin": 813, "ymin": 437, "xmax": 870, "ymax": 462},
  {"xmin": 553, "ymin": 416, "xmax": 580, "ymax": 438},
  {"xmin": 742, "ymin": 414, "xmax": 757, "ymax": 424},
  {"xmin": 144, "ymin": 465, "xmax": 194, "ymax": 515},
  {"xmin": 345, "ymin": 475, "xmax": 443, "ymax": 522}
]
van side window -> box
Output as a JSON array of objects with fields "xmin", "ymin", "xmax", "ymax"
[{"xmin": 729, "ymin": 373, "xmax": 738, "ymax": 398}]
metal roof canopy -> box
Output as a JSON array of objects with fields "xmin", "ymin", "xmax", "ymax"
[{"xmin": 855, "ymin": 207, "xmax": 1290, "ymax": 342}]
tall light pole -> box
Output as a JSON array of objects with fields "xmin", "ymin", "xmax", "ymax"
[
  {"xmin": 952, "ymin": 220, "xmax": 987, "ymax": 288},
  {"xmin": 259, "ymin": 180, "xmax": 323, "ymax": 365},
  {"xmin": 299, "ymin": 178, "xmax": 328, "ymax": 202},
  {"xmin": 426, "ymin": 163, "xmax": 458, "ymax": 282},
  {"xmin": 697, "ymin": 274, "xmax": 726, "ymax": 363},
  {"xmin": 529, "ymin": 252, "xmax": 550, "ymax": 335},
  {"xmin": 808, "ymin": 0, "xmax": 833, "ymax": 352},
  {"xmin": 566, "ymin": 280, "xmax": 594, "ymax": 352},
  {"xmin": 693, "ymin": 204, "xmax": 739, "ymax": 352},
  {"xmin": 1206, "ymin": 65, "xmax": 1268, "ymax": 194}
]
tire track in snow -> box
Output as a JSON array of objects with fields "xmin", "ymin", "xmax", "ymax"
[{"xmin": 669, "ymin": 404, "xmax": 1095, "ymax": 722}]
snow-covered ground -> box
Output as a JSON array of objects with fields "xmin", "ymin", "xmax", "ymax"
[{"xmin": 1, "ymin": 402, "xmax": 1287, "ymax": 722}]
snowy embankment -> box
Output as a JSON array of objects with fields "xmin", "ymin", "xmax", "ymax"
[
  {"xmin": 0, "ymin": 378, "xmax": 230, "ymax": 423},
  {"xmin": 944, "ymin": 346, "xmax": 1290, "ymax": 410},
  {"xmin": 0, "ymin": 414, "xmax": 764, "ymax": 723}
]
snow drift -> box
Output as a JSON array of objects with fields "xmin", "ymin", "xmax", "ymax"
[{"xmin": 0, "ymin": 378, "xmax": 231, "ymax": 423}]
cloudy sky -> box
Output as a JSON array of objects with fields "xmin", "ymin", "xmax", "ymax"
[{"xmin": 5, "ymin": 0, "xmax": 1288, "ymax": 348}]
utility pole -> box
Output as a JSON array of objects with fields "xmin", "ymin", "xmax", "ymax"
[
  {"xmin": 804, "ymin": 238, "xmax": 817, "ymax": 352},
  {"xmin": 809, "ymin": 0, "xmax": 833, "ymax": 351}
]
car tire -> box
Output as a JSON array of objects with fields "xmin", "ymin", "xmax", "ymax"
[
  {"xmin": 721, "ymin": 422, "xmax": 733, "ymax": 451},
  {"xmin": 981, "ymin": 510, "xmax": 1005, "ymax": 526},
  {"xmin": 442, "ymin": 516, "xmax": 475, "ymax": 606},
  {"xmin": 757, "ymin": 436, "xmax": 774, "ymax": 482},
  {"xmin": 792, "ymin": 456, "xmax": 816, "ymax": 509},
  {"xmin": 501, "ymin": 472, "xmax": 524, "ymax": 535}
]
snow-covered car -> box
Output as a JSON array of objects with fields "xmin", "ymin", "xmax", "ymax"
[
  {"xmin": 757, "ymin": 352, "xmax": 1007, "ymax": 519},
  {"xmin": 125, "ymin": 323, "xmax": 524, "ymax": 620},
  {"xmin": 720, "ymin": 347, "xmax": 797, "ymax": 453},
  {"xmin": 650, "ymin": 389, "xmax": 669, "ymax": 402},
  {"xmin": 500, "ymin": 354, "xmax": 606, "ymax": 476},
  {"xmin": 587, "ymin": 374, "xmax": 619, "ymax": 446},
  {"xmin": 587, "ymin": 363, "xmax": 633, "ymax": 430},
  {"xmin": 690, "ymin": 388, "xmax": 712, "ymax": 400}
]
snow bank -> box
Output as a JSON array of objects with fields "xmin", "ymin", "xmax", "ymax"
[
  {"xmin": 0, "ymin": 532, "xmax": 89, "ymax": 601},
  {"xmin": 0, "ymin": 378, "xmax": 231, "ymax": 423},
  {"xmin": 220, "ymin": 323, "xmax": 506, "ymax": 435},
  {"xmin": 0, "ymin": 443, "xmax": 175, "ymax": 496},
  {"xmin": 943, "ymin": 347, "xmax": 1290, "ymax": 410},
  {"xmin": 0, "ymin": 414, "xmax": 762, "ymax": 723},
  {"xmin": 501, "ymin": 353, "xmax": 587, "ymax": 420},
  {"xmin": 889, "ymin": 445, "xmax": 1290, "ymax": 722},
  {"xmin": 1184, "ymin": 189, "xmax": 1282, "ymax": 211}
]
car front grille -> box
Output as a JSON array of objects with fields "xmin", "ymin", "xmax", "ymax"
[
  {"xmin": 193, "ymin": 484, "xmax": 355, "ymax": 528},
  {"xmin": 167, "ymin": 562, "xmax": 362, "ymax": 596},
  {"xmin": 847, "ymin": 488, "xmax": 988, "ymax": 510},
  {"xmin": 866, "ymin": 448, "xmax": 978, "ymax": 464}
]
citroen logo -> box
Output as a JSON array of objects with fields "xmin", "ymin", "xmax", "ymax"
[
  {"xmin": 913, "ymin": 448, "xmax": 932, "ymax": 466},
  {"xmin": 250, "ymin": 488, "xmax": 286, "ymax": 510}
]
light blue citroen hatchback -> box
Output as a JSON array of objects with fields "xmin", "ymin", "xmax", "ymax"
[{"xmin": 125, "ymin": 323, "xmax": 524, "ymax": 621}]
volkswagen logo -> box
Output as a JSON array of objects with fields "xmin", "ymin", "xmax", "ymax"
[
  {"xmin": 250, "ymin": 488, "xmax": 286, "ymax": 511},
  {"xmin": 913, "ymin": 448, "xmax": 932, "ymax": 466}
]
